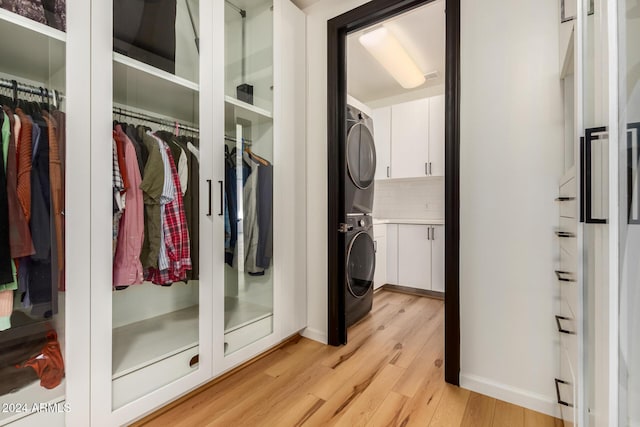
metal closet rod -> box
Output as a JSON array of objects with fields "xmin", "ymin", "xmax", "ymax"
[
  {"xmin": 0, "ymin": 77, "xmax": 64, "ymax": 101},
  {"xmin": 225, "ymin": 135, "xmax": 252, "ymax": 144},
  {"xmin": 113, "ymin": 107, "xmax": 199, "ymax": 134}
]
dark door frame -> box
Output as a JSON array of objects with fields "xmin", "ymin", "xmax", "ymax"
[{"xmin": 327, "ymin": 0, "xmax": 461, "ymax": 385}]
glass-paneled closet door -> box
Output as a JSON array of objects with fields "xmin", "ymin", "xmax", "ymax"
[
  {"xmin": 223, "ymin": 0, "xmax": 274, "ymax": 357},
  {"xmin": 91, "ymin": 0, "xmax": 213, "ymax": 423},
  {"xmin": 0, "ymin": 2, "xmax": 69, "ymax": 425},
  {"xmin": 617, "ymin": 0, "xmax": 640, "ymax": 424}
]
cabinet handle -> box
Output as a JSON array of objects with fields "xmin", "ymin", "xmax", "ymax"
[
  {"xmin": 555, "ymin": 378, "xmax": 574, "ymax": 407},
  {"xmin": 218, "ymin": 181, "xmax": 224, "ymax": 216},
  {"xmin": 425, "ymin": 162, "xmax": 429, "ymax": 176},
  {"xmin": 189, "ymin": 355, "xmax": 199, "ymax": 367},
  {"xmin": 555, "ymin": 196, "xmax": 575, "ymax": 202},
  {"xmin": 429, "ymin": 162, "xmax": 432, "ymax": 175},
  {"xmin": 206, "ymin": 180, "xmax": 212, "ymax": 216},
  {"xmin": 374, "ymin": 240, "xmax": 378, "ymax": 253},
  {"xmin": 555, "ymin": 231, "xmax": 576, "ymax": 238},
  {"xmin": 387, "ymin": 166, "xmax": 390, "ymax": 178},
  {"xmin": 555, "ymin": 315, "xmax": 576, "ymax": 335},
  {"xmin": 427, "ymin": 228, "xmax": 430, "ymax": 240},
  {"xmin": 555, "ymin": 270, "xmax": 575, "ymax": 282},
  {"xmin": 582, "ymin": 127, "xmax": 608, "ymax": 224}
]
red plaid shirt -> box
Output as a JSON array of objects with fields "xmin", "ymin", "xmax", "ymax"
[{"xmin": 146, "ymin": 143, "xmax": 191, "ymax": 285}]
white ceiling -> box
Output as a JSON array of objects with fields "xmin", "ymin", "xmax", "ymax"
[
  {"xmin": 347, "ymin": 0, "xmax": 445, "ymax": 104},
  {"xmin": 290, "ymin": 0, "xmax": 324, "ymax": 9}
]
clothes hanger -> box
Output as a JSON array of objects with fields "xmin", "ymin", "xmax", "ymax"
[{"xmin": 244, "ymin": 144, "xmax": 269, "ymax": 166}]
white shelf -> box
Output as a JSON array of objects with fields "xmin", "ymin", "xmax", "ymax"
[
  {"xmin": 113, "ymin": 53, "xmax": 200, "ymax": 124},
  {"xmin": 225, "ymin": 96, "xmax": 273, "ymax": 133},
  {"xmin": 0, "ymin": 9, "xmax": 65, "ymax": 88},
  {"xmin": 112, "ymin": 306, "xmax": 199, "ymax": 379},
  {"xmin": 0, "ymin": 379, "xmax": 66, "ymax": 425},
  {"xmin": 224, "ymin": 296, "xmax": 273, "ymax": 333}
]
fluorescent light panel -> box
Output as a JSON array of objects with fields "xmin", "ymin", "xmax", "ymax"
[{"xmin": 358, "ymin": 26, "xmax": 425, "ymax": 89}]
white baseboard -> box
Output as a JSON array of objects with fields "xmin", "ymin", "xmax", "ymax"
[
  {"xmin": 301, "ymin": 327, "xmax": 328, "ymax": 344},
  {"xmin": 460, "ymin": 373, "xmax": 561, "ymax": 419}
]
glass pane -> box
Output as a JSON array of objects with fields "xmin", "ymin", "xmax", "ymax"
[
  {"xmin": 111, "ymin": 0, "xmax": 200, "ymax": 409},
  {"xmin": 0, "ymin": 3, "xmax": 67, "ymax": 424},
  {"xmin": 224, "ymin": 0, "xmax": 274, "ymax": 356},
  {"xmin": 618, "ymin": 0, "xmax": 640, "ymax": 424}
]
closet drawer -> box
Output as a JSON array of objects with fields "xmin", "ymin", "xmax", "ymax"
[
  {"xmin": 560, "ymin": 239, "xmax": 578, "ymax": 269},
  {"xmin": 558, "ymin": 347, "xmax": 576, "ymax": 427},
  {"xmin": 561, "ymin": 280, "xmax": 579, "ymax": 319},
  {"xmin": 559, "ymin": 178, "xmax": 577, "ymax": 219},
  {"xmin": 559, "ymin": 217, "xmax": 577, "ymax": 239},
  {"xmin": 559, "ymin": 296, "xmax": 576, "ymax": 320},
  {"xmin": 112, "ymin": 346, "xmax": 199, "ymax": 409},
  {"xmin": 560, "ymin": 330, "xmax": 578, "ymax": 373},
  {"xmin": 224, "ymin": 315, "xmax": 273, "ymax": 355}
]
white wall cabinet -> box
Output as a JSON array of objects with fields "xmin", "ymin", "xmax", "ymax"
[
  {"xmin": 430, "ymin": 225, "xmax": 445, "ymax": 292},
  {"xmin": 391, "ymin": 99, "xmax": 430, "ymax": 178},
  {"xmin": 372, "ymin": 106, "xmax": 392, "ymax": 180},
  {"xmin": 378, "ymin": 95, "xmax": 444, "ymax": 180},
  {"xmin": 373, "ymin": 225, "xmax": 387, "ymax": 290}
]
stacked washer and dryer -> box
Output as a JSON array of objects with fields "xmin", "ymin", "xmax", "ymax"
[{"xmin": 344, "ymin": 105, "xmax": 377, "ymax": 328}]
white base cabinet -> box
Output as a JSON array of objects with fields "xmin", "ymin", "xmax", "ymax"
[
  {"xmin": 383, "ymin": 223, "xmax": 444, "ymax": 293},
  {"xmin": 373, "ymin": 225, "xmax": 388, "ymax": 290}
]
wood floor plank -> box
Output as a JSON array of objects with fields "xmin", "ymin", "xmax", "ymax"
[
  {"xmin": 523, "ymin": 408, "xmax": 563, "ymax": 427},
  {"xmin": 140, "ymin": 292, "xmax": 563, "ymax": 427},
  {"xmin": 333, "ymin": 363, "xmax": 405, "ymax": 427},
  {"xmin": 366, "ymin": 391, "xmax": 410, "ymax": 427},
  {"xmin": 492, "ymin": 400, "xmax": 524, "ymax": 427},
  {"xmin": 428, "ymin": 384, "xmax": 471, "ymax": 427},
  {"xmin": 460, "ymin": 392, "xmax": 496, "ymax": 427}
]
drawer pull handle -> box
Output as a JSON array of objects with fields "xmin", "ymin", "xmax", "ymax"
[
  {"xmin": 555, "ymin": 315, "xmax": 576, "ymax": 335},
  {"xmin": 555, "ymin": 270, "xmax": 576, "ymax": 282},
  {"xmin": 555, "ymin": 196, "xmax": 576, "ymax": 202},
  {"xmin": 189, "ymin": 355, "xmax": 199, "ymax": 367},
  {"xmin": 555, "ymin": 231, "xmax": 576, "ymax": 238},
  {"xmin": 555, "ymin": 378, "xmax": 574, "ymax": 407}
]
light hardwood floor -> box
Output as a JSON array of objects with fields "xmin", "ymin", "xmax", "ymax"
[{"xmin": 140, "ymin": 291, "xmax": 562, "ymax": 427}]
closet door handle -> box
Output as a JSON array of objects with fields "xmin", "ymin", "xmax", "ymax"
[
  {"xmin": 206, "ymin": 180, "xmax": 212, "ymax": 216},
  {"xmin": 555, "ymin": 315, "xmax": 576, "ymax": 335},
  {"xmin": 555, "ymin": 378, "xmax": 574, "ymax": 407},
  {"xmin": 387, "ymin": 166, "xmax": 390, "ymax": 178},
  {"xmin": 554, "ymin": 270, "xmax": 575, "ymax": 282},
  {"xmin": 582, "ymin": 127, "xmax": 608, "ymax": 224},
  {"xmin": 218, "ymin": 181, "xmax": 224, "ymax": 216}
]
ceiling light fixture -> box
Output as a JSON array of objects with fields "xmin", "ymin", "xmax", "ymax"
[{"xmin": 358, "ymin": 26, "xmax": 426, "ymax": 89}]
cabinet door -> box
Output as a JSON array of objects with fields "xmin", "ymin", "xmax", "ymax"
[
  {"xmin": 373, "ymin": 227, "xmax": 387, "ymax": 290},
  {"xmin": 391, "ymin": 99, "xmax": 429, "ymax": 178},
  {"xmin": 372, "ymin": 107, "xmax": 392, "ymax": 180},
  {"xmin": 91, "ymin": 0, "xmax": 214, "ymax": 424},
  {"xmin": 428, "ymin": 95, "xmax": 445, "ymax": 176},
  {"xmin": 386, "ymin": 224, "xmax": 399, "ymax": 284},
  {"xmin": 430, "ymin": 226, "xmax": 445, "ymax": 293},
  {"xmin": 398, "ymin": 225, "xmax": 431, "ymax": 290}
]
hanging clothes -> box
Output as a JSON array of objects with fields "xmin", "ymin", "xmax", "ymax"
[
  {"xmin": 112, "ymin": 127, "xmax": 144, "ymax": 288},
  {"xmin": 2, "ymin": 106, "xmax": 34, "ymax": 259},
  {"xmin": 256, "ymin": 162, "xmax": 273, "ymax": 269},
  {"xmin": 0, "ymin": 112, "xmax": 15, "ymax": 285},
  {"xmin": 139, "ymin": 131, "xmax": 165, "ymax": 270},
  {"xmin": 241, "ymin": 152, "xmax": 263, "ymax": 276},
  {"xmin": 15, "ymin": 108, "xmax": 33, "ymax": 223}
]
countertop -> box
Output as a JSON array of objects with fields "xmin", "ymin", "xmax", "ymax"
[{"xmin": 373, "ymin": 218, "xmax": 445, "ymax": 225}]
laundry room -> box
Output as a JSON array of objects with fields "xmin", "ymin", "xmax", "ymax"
[{"xmin": 346, "ymin": 0, "xmax": 446, "ymax": 299}]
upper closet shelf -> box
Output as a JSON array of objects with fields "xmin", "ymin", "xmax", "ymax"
[
  {"xmin": 225, "ymin": 95, "xmax": 273, "ymax": 127},
  {"xmin": 113, "ymin": 53, "xmax": 200, "ymax": 123},
  {"xmin": 0, "ymin": 9, "xmax": 65, "ymax": 86}
]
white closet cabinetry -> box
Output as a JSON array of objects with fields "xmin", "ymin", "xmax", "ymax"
[
  {"xmin": 372, "ymin": 107, "xmax": 391, "ymax": 180},
  {"xmin": 428, "ymin": 95, "xmax": 445, "ymax": 177},
  {"xmin": 85, "ymin": 0, "xmax": 307, "ymax": 425}
]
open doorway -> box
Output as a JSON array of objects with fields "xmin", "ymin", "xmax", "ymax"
[{"xmin": 327, "ymin": 0, "xmax": 460, "ymax": 385}]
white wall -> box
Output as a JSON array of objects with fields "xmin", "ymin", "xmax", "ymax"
[
  {"xmin": 302, "ymin": 0, "xmax": 564, "ymax": 417},
  {"xmin": 458, "ymin": 0, "xmax": 563, "ymax": 417}
]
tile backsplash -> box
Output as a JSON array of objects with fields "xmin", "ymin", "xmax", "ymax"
[{"xmin": 373, "ymin": 177, "xmax": 444, "ymax": 220}]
